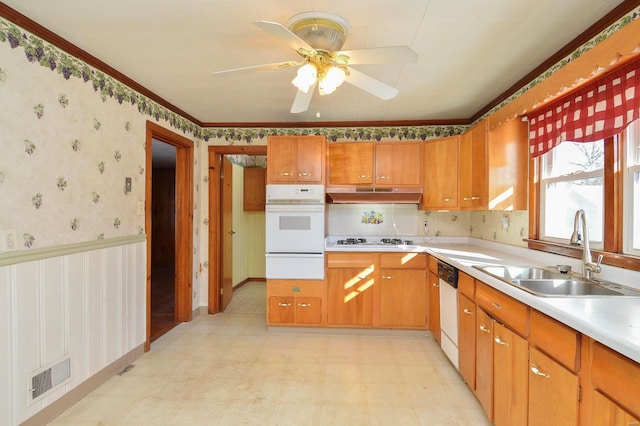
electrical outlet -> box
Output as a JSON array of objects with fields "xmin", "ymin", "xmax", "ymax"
[{"xmin": 2, "ymin": 229, "xmax": 18, "ymax": 252}]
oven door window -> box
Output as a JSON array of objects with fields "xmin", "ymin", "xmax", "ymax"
[{"xmin": 265, "ymin": 206, "xmax": 325, "ymax": 253}]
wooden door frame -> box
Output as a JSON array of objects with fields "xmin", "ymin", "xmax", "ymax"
[
  {"xmin": 208, "ymin": 145, "xmax": 267, "ymax": 314},
  {"xmin": 145, "ymin": 121, "xmax": 194, "ymax": 351}
]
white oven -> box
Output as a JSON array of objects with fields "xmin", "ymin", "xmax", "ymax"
[{"xmin": 265, "ymin": 185, "xmax": 325, "ymax": 280}]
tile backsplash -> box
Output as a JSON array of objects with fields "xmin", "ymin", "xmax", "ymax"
[{"xmin": 326, "ymin": 204, "xmax": 529, "ymax": 247}]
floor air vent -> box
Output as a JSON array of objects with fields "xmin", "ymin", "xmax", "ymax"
[{"xmin": 29, "ymin": 357, "xmax": 71, "ymax": 402}]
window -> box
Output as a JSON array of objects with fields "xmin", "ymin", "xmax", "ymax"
[
  {"xmin": 531, "ymin": 119, "xmax": 640, "ymax": 270},
  {"xmin": 625, "ymin": 120, "xmax": 640, "ymax": 255},
  {"xmin": 540, "ymin": 140, "xmax": 604, "ymax": 247}
]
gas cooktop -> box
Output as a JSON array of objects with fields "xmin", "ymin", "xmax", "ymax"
[
  {"xmin": 325, "ymin": 236, "xmax": 428, "ymax": 252},
  {"xmin": 336, "ymin": 237, "xmax": 417, "ymax": 246}
]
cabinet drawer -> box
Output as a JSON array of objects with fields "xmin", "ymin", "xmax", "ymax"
[
  {"xmin": 327, "ymin": 252, "xmax": 376, "ymax": 268},
  {"xmin": 591, "ymin": 340, "xmax": 640, "ymax": 418},
  {"xmin": 458, "ymin": 272, "xmax": 475, "ymax": 299},
  {"xmin": 267, "ymin": 279, "xmax": 326, "ymax": 298},
  {"xmin": 428, "ymin": 255, "xmax": 439, "ymax": 273},
  {"xmin": 529, "ymin": 310, "xmax": 580, "ymax": 372},
  {"xmin": 380, "ymin": 253, "xmax": 427, "ymax": 269},
  {"xmin": 475, "ymin": 280, "xmax": 529, "ymax": 337}
]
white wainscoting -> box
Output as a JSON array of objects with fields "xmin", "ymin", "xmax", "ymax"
[{"xmin": 0, "ymin": 238, "xmax": 146, "ymax": 425}]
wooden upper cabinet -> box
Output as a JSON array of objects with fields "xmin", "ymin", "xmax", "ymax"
[
  {"xmin": 457, "ymin": 118, "xmax": 529, "ymax": 210},
  {"xmin": 459, "ymin": 120, "xmax": 488, "ymax": 209},
  {"xmin": 328, "ymin": 142, "xmax": 374, "ymax": 185},
  {"xmin": 327, "ymin": 141, "xmax": 422, "ymax": 187},
  {"xmin": 423, "ymin": 135, "xmax": 460, "ymax": 209},
  {"xmin": 374, "ymin": 142, "xmax": 423, "ymax": 186},
  {"xmin": 243, "ymin": 167, "xmax": 266, "ymax": 211},
  {"xmin": 487, "ymin": 118, "xmax": 529, "ymax": 211},
  {"xmin": 267, "ymin": 136, "xmax": 325, "ymax": 184}
]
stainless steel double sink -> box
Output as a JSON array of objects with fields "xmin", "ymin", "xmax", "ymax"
[{"xmin": 474, "ymin": 265, "xmax": 640, "ymax": 297}]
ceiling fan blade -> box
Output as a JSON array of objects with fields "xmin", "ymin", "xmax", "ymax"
[
  {"xmin": 212, "ymin": 61, "xmax": 299, "ymax": 76},
  {"xmin": 290, "ymin": 81, "xmax": 317, "ymax": 113},
  {"xmin": 344, "ymin": 67, "xmax": 399, "ymax": 100},
  {"xmin": 254, "ymin": 21, "xmax": 317, "ymax": 56},
  {"xmin": 336, "ymin": 46, "xmax": 418, "ymax": 65}
]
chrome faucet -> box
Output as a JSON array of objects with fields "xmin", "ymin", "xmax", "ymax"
[{"xmin": 570, "ymin": 209, "xmax": 603, "ymax": 280}]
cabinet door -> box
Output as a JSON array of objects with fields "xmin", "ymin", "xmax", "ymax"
[
  {"xmin": 487, "ymin": 119, "xmax": 528, "ymax": 210},
  {"xmin": 423, "ymin": 136, "xmax": 459, "ymax": 209},
  {"xmin": 459, "ymin": 122, "xmax": 487, "ymax": 209},
  {"xmin": 590, "ymin": 389, "xmax": 640, "ymax": 426},
  {"xmin": 427, "ymin": 270, "xmax": 440, "ymax": 343},
  {"xmin": 374, "ymin": 142, "xmax": 423, "ymax": 186},
  {"xmin": 458, "ymin": 293, "xmax": 476, "ymax": 390},
  {"xmin": 267, "ymin": 137, "xmax": 297, "ymax": 183},
  {"xmin": 379, "ymin": 268, "xmax": 427, "ymax": 327},
  {"xmin": 328, "ymin": 142, "xmax": 373, "ymax": 185},
  {"xmin": 493, "ymin": 322, "xmax": 528, "ymax": 426},
  {"xmin": 295, "ymin": 297, "xmax": 322, "ymax": 325},
  {"xmin": 243, "ymin": 167, "xmax": 266, "ymax": 211},
  {"xmin": 528, "ymin": 347, "xmax": 579, "ymax": 426},
  {"xmin": 476, "ymin": 308, "xmax": 494, "ymax": 420},
  {"xmin": 268, "ymin": 296, "xmax": 295, "ymax": 324},
  {"xmin": 296, "ymin": 137, "xmax": 324, "ymax": 183},
  {"xmin": 327, "ymin": 267, "xmax": 374, "ymax": 326}
]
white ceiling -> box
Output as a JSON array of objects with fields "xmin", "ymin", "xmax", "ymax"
[{"xmin": 2, "ymin": 0, "xmax": 627, "ymax": 124}]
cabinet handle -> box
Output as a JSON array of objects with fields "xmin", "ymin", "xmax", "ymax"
[
  {"xmin": 382, "ymin": 275, "xmax": 395, "ymax": 280},
  {"xmin": 530, "ymin": 365, "xmax": 550, "ymax": 379},
  {"xmin": 297, "ymin": 303, "xmax": 311, "ymax": 308},
  {"xmin": 280, "ymin": 172, "xmax": 293, "ymax": 176},
  {"xmin": 494, "ymin": 336, "xmax": 509, "ymax": 347},
  {"xmin": 492, "ymin": 302, "xmax": 502, "ymax": 310},
  {"xmin": 479, "ymin": 324, "xmax": 490, "ymax": 333},
  {"xmin": 298, "ymin": 172, "xmax": 311, "ymax": 177},
  {"xmin": 443, "ymin": 198, "xmax": 453, "ymax": 202},
  {"xmin": 432, "ymin": 282, "xmax": 439, "ymax": 287},
  {"xmin": 277, "ymin": 302, "xmax": 292, "ymax": 307},
  {"xmin": 463, "ymin": 308, "xmax": 473, "ymax": 315},
  {"xmin": 463, "ymin": 196, "xmax": 481, "ymax": 201},
  {"xmin": 359, "ymin": 174, "xmax": 370, "ymax": 179},
  {"xmin": 377, "ymin": 176, "xmax": 389, "ymax": 180}
]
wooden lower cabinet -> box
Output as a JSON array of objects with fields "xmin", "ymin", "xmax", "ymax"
[
  {"xmin": 590, "ymin": 389, "xmax": 640, "ymax": 426},
  {"xmin": 493, "ymin": 321, "xmax": 528, "ymax": 426},
  {"xmin": 379, "ymin": 268, "xmax": 427, "ymax": 327},
  {"xmin": 267, "ymin": 280, "xmax": 325, "ymax": 326},
  {"xmin": 475, "ymin": 307, "xmax": 494, "ymax": 420},
  {"xmin": 458, "ymin": 293, "xmax": 476, "ymax": 390},
  {"xmin": 327, "ymin": 267, "xmax": 374, "ymax": 326},
  {"xmin": 590, "ymin": 340, "xmax": 640, "ymax": 422},
  {"xmin": 528, "ymin": 347, "xmax": 579, "ymax": 426}
]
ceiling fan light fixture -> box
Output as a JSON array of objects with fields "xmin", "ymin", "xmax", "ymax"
[
  {"xmin": 292, "ymin": 63, "xmax": 317, "ymax": 93},
  {"xmin": 319, "ymin": 66, "xmax": 346, "ymax": 95},
  {"xmin": 286, "ymin": 12, "xmax": 350, "ymax": 52}
]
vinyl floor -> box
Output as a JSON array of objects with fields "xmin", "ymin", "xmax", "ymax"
[{"xmin": 49, "ymin": 281, "xmax": 490, "ymax": 425}]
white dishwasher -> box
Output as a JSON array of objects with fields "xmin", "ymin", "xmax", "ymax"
[{"xmin": 438, "ymin": 260, "xmax": 459, "ymax": 370}]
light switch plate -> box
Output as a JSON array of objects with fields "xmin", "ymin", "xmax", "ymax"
[{"xmin": 2, "ymin": 229, "xmax": 18, "ymax": 252}]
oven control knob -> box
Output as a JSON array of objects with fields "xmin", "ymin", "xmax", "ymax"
[{"xmin": 447, "ymin": 276, "xmax": 454, "ymax": 283}]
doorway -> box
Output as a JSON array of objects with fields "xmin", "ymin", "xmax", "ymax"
[
  {"xmin": 150, "ymin": 140, "xmax": 176, "ymax": 341},
  {"xmin": 208, "ymin": 146, "xmax": 267, "ymax": 314},
  {"xmin": 145, "ymin": 121, "xmax": 194, "ymax": 351}
]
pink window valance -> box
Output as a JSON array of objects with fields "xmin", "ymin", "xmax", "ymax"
[{"xmin": 529, "ymin": 56, "xmax": 640, "ymax": 158}]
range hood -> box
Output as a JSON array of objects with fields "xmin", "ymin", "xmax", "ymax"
[{"xmin": 326, "ymin": 186, "xmax": 423, "ymax": 204}]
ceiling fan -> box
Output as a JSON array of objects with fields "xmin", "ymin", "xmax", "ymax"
[{"xmin": 212, "ymin": 12, "xmax": 418, "ymax": 114}]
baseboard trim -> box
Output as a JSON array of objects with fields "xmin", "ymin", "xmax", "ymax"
[
  {"xmin": 20, "ymin": 344, "xmax": 145, "ymax": 426},
  {"xmin": 233, "ymin": 277, "xmax": 266, "ymax": 290}
]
